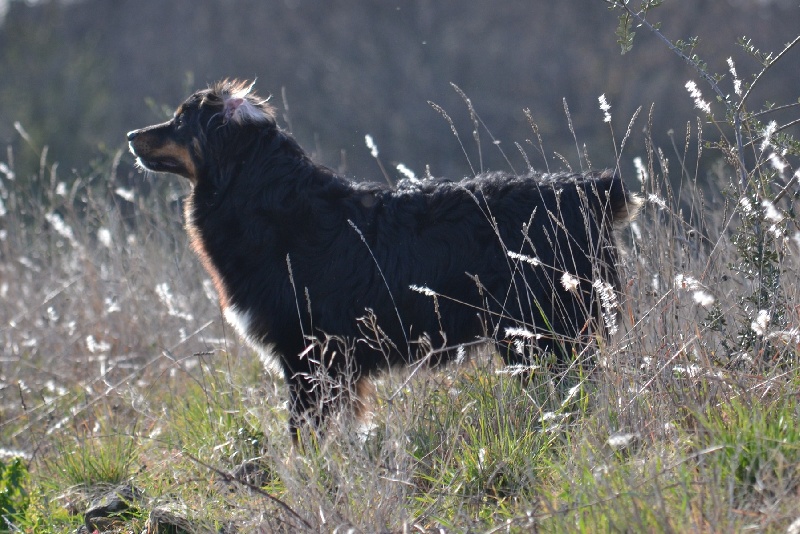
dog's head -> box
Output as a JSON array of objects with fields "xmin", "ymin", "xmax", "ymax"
[{"xmin": 127, "ymin": 80, "xmax": 275, "ymax": 184}]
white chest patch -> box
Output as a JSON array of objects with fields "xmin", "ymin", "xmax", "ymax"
[{"xmin": 223, "ymin": 305, "xmax": 281, "ymax": 374}]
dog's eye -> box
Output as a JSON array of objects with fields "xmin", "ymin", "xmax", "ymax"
[{"xmin": 175, "ymin": 115, "xmax": 184, "ymax": 128}]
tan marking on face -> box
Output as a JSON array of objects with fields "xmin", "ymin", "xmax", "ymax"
[
  {"xmin": 159, "ymin": 140, "xmax": 197, "ymax": 180},
  {"xmin": 131, "ymin": 130, "xmax": 197, "ymax": 182}
]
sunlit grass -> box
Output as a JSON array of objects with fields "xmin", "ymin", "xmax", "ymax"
[
  {"xmin": 0, "ymin": 124, "xmax": 798, "ymax": 532},
  {"xmin": 1, "ymin": 22, "xmax": 800, "ymax": 527}
]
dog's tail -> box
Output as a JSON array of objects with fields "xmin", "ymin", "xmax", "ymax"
[
  {"xmin": 576, "ymin": 170, "xmax": 640, "ymax": 297},
  {"xmin": 586, "ymin": 169, "xmax": 641, "ymax": 229}
]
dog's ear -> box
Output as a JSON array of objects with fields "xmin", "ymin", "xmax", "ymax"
[
  {"xmin": 222, "ymin": 94, "xmax": 271, "ymax": 126},
  {"xmin": 222, "ymin": 96, "xmax": 246, "ymax": 122}
]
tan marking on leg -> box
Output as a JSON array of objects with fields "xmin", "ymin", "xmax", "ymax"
[{"xmin": 353, "ymin": 376, "xmax": 376, "ymax": 423}]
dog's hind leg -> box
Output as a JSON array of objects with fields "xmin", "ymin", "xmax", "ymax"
[
  {"xmin": 286, "ymin": 368, "xmax": 356, "ymax": 446},
  {"xmin": 286, "ymin": 371, "xmax": 376, "ymax": 447},
  {"xmin": 353, "ymin": 375, "xmax": 376, "ymax": 425},
  {"xmin": 286, "ymin": 370, "xmax": 328, "ymax": 446}
]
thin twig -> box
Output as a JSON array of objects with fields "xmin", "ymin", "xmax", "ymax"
[
  {"xmin": 773, "ymin": 168, "xmax": 800, "ymax": 204},
  {"xmin": 737, "ymin": 34, "xmax": 800, "ymax": 111},
  {"xmin": 751, "ymin": 100, "xmax": 800, "ymax": 119}
]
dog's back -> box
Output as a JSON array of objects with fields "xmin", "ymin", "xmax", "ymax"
[{"xmin": 342, "ymin": 169, "xmax": 636, "ymax": 367}]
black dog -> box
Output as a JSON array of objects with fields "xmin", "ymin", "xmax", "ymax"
[{"xmin": 128, "ymin": 80, "xmax": 639, "ymax": 440}]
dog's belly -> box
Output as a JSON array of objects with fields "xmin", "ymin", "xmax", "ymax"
[{"xmin": 223, "ymin": 304, "xmax": 282, "ymax": 374}]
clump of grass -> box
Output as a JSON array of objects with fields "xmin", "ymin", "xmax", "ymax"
[
  {"xmin": 693, "ymin": 392, "xmax": 800, "ymax": 511},
  {"xmin": 41, "ymin": 429, "xmax": 139, "ymax": 489},
  {"xmin": 405, "ymin": 361, "xmax": 578, "ymax": 526}
]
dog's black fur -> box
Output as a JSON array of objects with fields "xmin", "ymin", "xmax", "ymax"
[{"xmin": 128, "ymin": 80, "xmax": 639, "ymax": 439}]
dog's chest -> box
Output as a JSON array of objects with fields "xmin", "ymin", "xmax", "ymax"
[
  {"xmin": 223, "ymin": 304, "xmax": 282, "ymax": 373},
  {"xmin": 223, "ymin": 305, "xmax": 256, "ymax": 342}
]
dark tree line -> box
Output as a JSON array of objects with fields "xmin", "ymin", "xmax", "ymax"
[{"xmin": 0, "ymin": 0, "xmax": 798, "ymax": 186}]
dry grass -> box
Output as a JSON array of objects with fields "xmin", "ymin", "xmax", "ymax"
[{"xmin": 2, "ymin": 56, "xmax": 800, "ymax": 532}]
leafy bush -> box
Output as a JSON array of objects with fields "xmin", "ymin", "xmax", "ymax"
[
  {"xmin": 611, "ymin": 0, "xmax": 800, "ymax": 368},
  {"xmin": 0, "ymin": 457, "xmax": 29, "ymax": 529}
]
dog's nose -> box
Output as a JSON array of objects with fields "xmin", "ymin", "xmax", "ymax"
[{"xmin": 127, "ymin": 130, "xmax": 138, "ymax": 141}]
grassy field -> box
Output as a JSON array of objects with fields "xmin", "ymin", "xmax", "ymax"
[{"xmin": 2, "ymin": 21, "xmax": 800, "ymax": 533}]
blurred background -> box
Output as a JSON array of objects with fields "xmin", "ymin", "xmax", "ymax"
[{"xmin": 0, "ymin": 0, "xmax": 798, "ymax": 185}]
